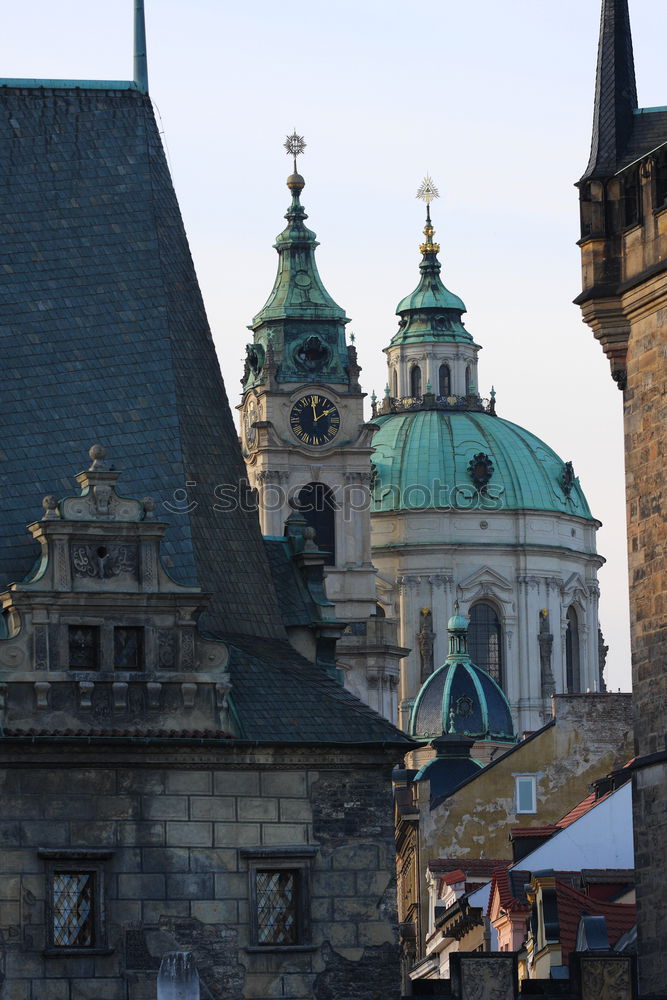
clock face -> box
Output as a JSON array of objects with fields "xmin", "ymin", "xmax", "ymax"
[
  {"xmin": 290, "ymin": 394, "xmax": 341, "ymax": 447},
  {"xmin": 244, "ymin": 400, "xmax": 258, "ymax": 448}
]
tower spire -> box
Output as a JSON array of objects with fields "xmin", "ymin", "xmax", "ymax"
[
  {"xmin": 582, "ymin": 0, "xmax": 637, "ymax": 180},
  {"xmin": 133, "ymin": 0, "xmax": 149, "ymax": 94}
]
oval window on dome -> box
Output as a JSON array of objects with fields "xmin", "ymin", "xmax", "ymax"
[{"xmin": 468, "ymin": 602, "xmax": 503, "ymax": 689}]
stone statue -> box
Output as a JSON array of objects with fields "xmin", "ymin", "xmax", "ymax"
[
  {"xmin": 538, "ymin": 609, "xmax": 556, "ymax": 698},
  {"xmin": 417, "ymin": 607, "xmax": 436, "ymax": 683}
]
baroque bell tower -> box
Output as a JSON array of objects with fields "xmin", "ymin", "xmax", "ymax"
[{"xmin": 239, "ymin": 135, "xmax": 406, "ymax": 719}]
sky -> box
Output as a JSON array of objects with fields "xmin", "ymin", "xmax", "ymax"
[{"xmin": 3, "ymin": 0, "xmax": 665, "ymax": 692}]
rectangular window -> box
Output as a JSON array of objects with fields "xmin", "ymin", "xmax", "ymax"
[
  {"xmin": 53, "ymin": 872, "xmax": 95, "ymax": 947},
  {"xmin": 256, "ymin": 869, "xmax": 299, "ymax": 945},
  {"xmin": 40, "ymin": 849, "xmax": 113, "ymax": 955},
  {"xmin": 515, "ymin": 775, "xmax": 537, "ymax": 814},
  {"xmin": 241, "ymin": 846, "xmax": 317, "ymax": 951},
  {"xmin": 68, "ymin": 626, "xmax": 99, "ymax": 670},
  {"xmin": 114, "ymin": 626, "xmax": 143, "ymax": 670}
]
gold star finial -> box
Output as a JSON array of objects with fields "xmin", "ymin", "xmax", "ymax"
[
  {"xmin": 417, "ymin": 175, "xmax": 441, "ymax": 255},
  {"xmin": 416, "ymin": 175, "xmax": 439, "ymax": 206}
]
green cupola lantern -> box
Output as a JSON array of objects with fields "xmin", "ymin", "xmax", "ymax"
[
  {"xmin": 390, "ymin": 176, "xmax": 474, "ymax": 349},
  {"xmin": 243, "ymin": 133, "xmax": 352, "ymax": 391}
]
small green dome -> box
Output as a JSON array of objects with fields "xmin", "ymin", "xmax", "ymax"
[
  {"xmin": 371, "ymin": 409, "xmax": 593, "ymax": 519},
  {"xmin": 409, "ymin": 618, "xmax": 516, "ymax": 743},
  {"xmin": 448, "ymin": 612, "xmax": 469, "ymax": 631}
]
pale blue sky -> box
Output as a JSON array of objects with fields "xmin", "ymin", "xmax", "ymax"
[{"xmin": 4, "ymin": 1, "xmax": 665, "ymax": 691}]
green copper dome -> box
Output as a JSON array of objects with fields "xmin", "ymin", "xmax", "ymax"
[
  {"xmin": 409, "ymin": 613, "xmax": 516, "ymax": 743},
  {"xmin": 371, "ymin": 409, "xmax": 594, "ymax": 518}
]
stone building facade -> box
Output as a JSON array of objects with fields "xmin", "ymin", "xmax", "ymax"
[
  {"xmin": 0, "ymin": 6, "xmax": 412, "ymax": 997},
  {"xmin": 575, "ymin": 0, "xmax": 667, "ymax": 992}
]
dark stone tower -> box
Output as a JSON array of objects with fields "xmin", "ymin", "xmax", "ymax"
[{"xmin": 576, "ymin": 2, "xmax": 667, "ymax": 992}]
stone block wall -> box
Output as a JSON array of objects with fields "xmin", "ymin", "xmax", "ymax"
[
  {"xmin": 0, "ymin": 746, "xmax": 401, "ymax": 1000},
  {"xmin": 623, "ymin": 283, "xmax": 667, "ymax": 995}
]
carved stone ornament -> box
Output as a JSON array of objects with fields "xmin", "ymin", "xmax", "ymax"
[
  {"xmin": 561, "ymin": 460, "xmax": 576, "ymax": 497},
  {"xmin": 455, "ymin": 693, "xmax": 474, "ymax": 719},
  {"xmin": 294, "ymin": 335, "xmax": 330, "ymax": 371},
  {"xmin": 580, "ymin": 957, "xmax": 632, "ymax": 1000},
  {"xmin": 467, "ymin": 452, "xmax": 494, "ymax": 489},
  {"xmin": 71, "ymin": 543, "xmax": 138, "ymax": 581},
  {"xmin": 245, "ymin": 342, "xmax": 265, "ymax": 377},
  {"xmin": 458, "ymin": 956, "xmax": 514, "ymax": 1000}
]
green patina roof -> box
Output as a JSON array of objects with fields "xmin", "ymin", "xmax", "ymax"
[
  {"xmin": 409, "ymin": 624, "xmax": 516, "ymax": 743},
  {"xmin": 389, "ymin": 207, "xmax": 472, "ymax": 348},
  {"xmin": 371, "ymin": 409, "xmax": 594, "ymax": 518},
  {"xmin": 244, "ymin": 173, "xmax": 351, "ymax": 389}
]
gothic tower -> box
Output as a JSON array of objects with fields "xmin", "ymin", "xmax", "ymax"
[
  {"xmin": 371, "ymin": 187, "xmax": 605, "ymax": 734},
  {"xmin": 576, "ymin": 1, "xmax": 667, "ymax": 991},
  {"xmin": 240, "ymin": 147, "xmax": 406, "ymax": 719}
]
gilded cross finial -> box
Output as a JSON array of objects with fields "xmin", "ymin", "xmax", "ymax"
[
  {"xmin": 285, "ymin": 131, "xmax": 306, "ymax": 173},
  {"xmin": 416, "ymin": 175, "xmax": 441, "ymax": 255}
]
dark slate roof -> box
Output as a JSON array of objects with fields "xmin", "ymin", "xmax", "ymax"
[
  {"xmin": 227, "ymin": 637, "xmax": 413, "ymax": 745},
  {"xmin": 616, "ymin": 109, "xmax": 667, "ymax": 172},
  {"xmin": 0, "ymin": 86, "xmax": 284, "ymax": 640},
  {"xmin": 0, "ymin": 85, "xmax": 411, "ymax": 748},
  {"xmin": 582, "ymin": 0, "xmax": 638, "ymax": 180},
  {"xmin": 581, "ymin": 0, "xmax": 667, "ymax": 181},
  {"xmin": 264, "ymin": 538, "xmax": 316, "ymax": 627}
]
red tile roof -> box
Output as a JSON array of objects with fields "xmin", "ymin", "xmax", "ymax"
[
  {"xmin": 510, "ymin": 825, "xmax": 559, "ymax": 839},
  {"xmin": 429, "ymin": 858, "xmax": 509, "ymax": 876},
  {"xmin": 442, "ymin": 869, "xmax": 467, "ymax": 886},
  {"xmin": 488, "ymin": 866, "xmax": 531, "ymax": 917},
  {"xmin": 555, "ymin": 879, "xmax": 636, "ymax": 965}
]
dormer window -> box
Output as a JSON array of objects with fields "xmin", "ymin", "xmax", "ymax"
[{"xmin": 68, "ymin": 626, "xmax": 99, "ymax": 670}]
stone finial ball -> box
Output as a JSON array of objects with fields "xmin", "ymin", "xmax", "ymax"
[
  {"xmin": 89, "ymin": 444, "xmax": 106, "ymax": 462},
  {"xmin": 142, "ymin": 497, "xmax": 156, "ymax": 519},
  {"xmin": 304, "ymin": 526, "xmax": 317, "ymax": 542},
  {"xmin": 42, "ymin": 495, "xmax": 58, "ymax": 511}
]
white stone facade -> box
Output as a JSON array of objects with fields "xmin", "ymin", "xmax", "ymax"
[{"xmin": 372, "ymin": 507, "xmax": 603, "ymax": 734}]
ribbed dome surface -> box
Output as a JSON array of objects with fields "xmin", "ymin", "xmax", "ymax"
[
  {"xmin": 409, "ymin": 656, "xmax": 515, "ymax": 742},
  {"xmin": 371, "ymin": 409, "xmax": 593, "ymax": 518}
]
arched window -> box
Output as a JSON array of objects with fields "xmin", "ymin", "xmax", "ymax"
[
  {"xmin": 565, "ymin": 605, "xmax": 581, "ymax": 692},
  {"xmin": 392, "ymin": 369, "xmax": 398, "ymax": 398},
  {"xmin": 410, "ymin": 365, "xmax": 422, "ymax": 397},
  {"xmin": 468, "ymin": 602, "xmax": 503, "ymax": 688},
  {"xmin": 465, "ymin": 365, "xmax": 472, "ymax": 394},
  {"xmin": 439, "ymin": 364, "xmax": 451, "ymax": 397},
  {"xmin": 297, "ymin": 482, "xmax": 337, "ymax": 566}
]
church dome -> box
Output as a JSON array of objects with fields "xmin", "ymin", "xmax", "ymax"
[
  {"xmin": 409, "ymin": 613, "xmax": 516, "ymax": 743},
  {"xmin": 371, "ymin": 408, "xmax": 593, "ymax": 518}
]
